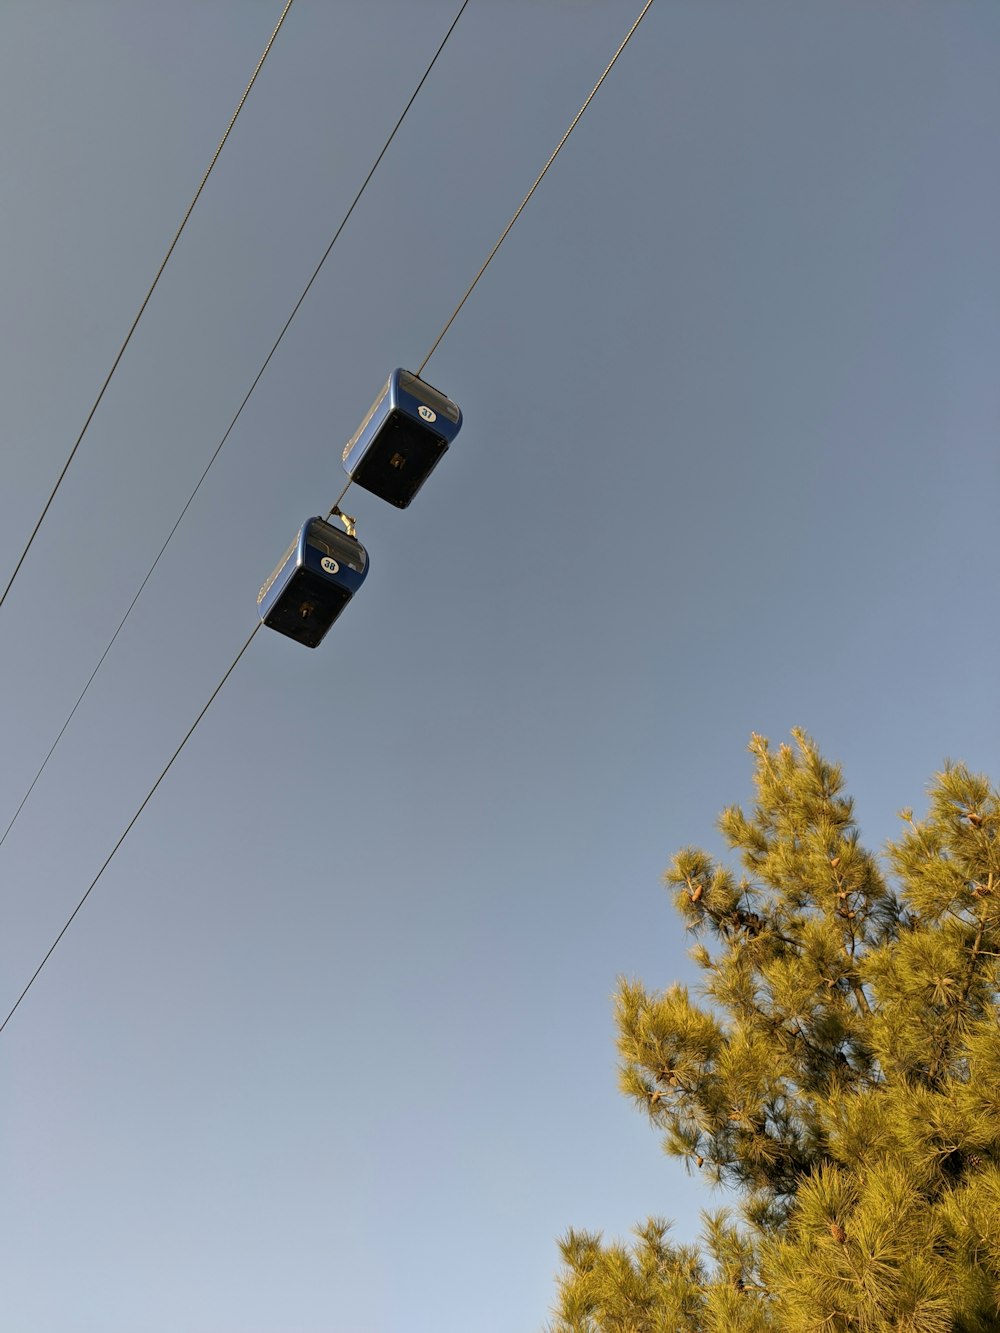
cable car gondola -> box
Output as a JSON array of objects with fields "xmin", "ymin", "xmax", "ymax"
[
  {"xmin": 342, "ymin": 368, "xmax": 462, "ymax": 508},
  {"xmin": 257, "ymin": 516, "xmax": 369, "ymax": 648}
]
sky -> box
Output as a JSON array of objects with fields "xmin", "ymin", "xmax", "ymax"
[{"xmin": 0, "ymin": 2, "xmax": 998, "ymax": 1330}]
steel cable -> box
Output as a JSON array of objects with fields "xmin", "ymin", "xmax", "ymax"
[
  {"xmin": 418, "ymin": 0, "xmax": 655, "ymax": 377},
  {"xmin": 0, "ymin": 0, "xmax": 297, "ymax": 613},
  {"xmin": 0, "ymin": 626, "xmax": 261, "ymax": 1034}
]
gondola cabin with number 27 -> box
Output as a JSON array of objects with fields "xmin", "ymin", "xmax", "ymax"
[
  {"xmin": 342, "ymin": 368, "xmax": 462, "ymax": 508},
  {"xmin": 257, "ymin": 517, "xmax": 369, "ymax": 648}
]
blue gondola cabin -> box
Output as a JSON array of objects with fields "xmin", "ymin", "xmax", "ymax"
[
  {"xmin": 342, "ymin": 368, "xmax": 462, "ymax": 508},
  {"xmin": 257, "ymin": 517, "xmax": 369, "ymax": 648}
]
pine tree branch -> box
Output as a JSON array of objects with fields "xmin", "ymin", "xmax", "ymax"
[
  {"xmin": 848, "ymin": 980, "xmax": 872, "ymax": 1016},
  {"xmin": 959, "ymin": 900, "xmax": 990, "ymax": 1010}
]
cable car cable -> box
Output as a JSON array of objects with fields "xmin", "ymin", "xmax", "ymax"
[
  {"xmin": 0, "ymin": 625, "xmax": 261, "ymax": 1036},
  {"xmin": 2, "ymin": 0, "xmax": 650, "ymax": 1031},
  {"xmin": 0, "ymin": 0, "xmax": 297, "ymax": 615},
  {"xmin": 417, "ymin": 0, "xmax": 655, "ymax": 377},
  {"xmin": 0, "ymin": 0, "xmax": 471, "ymax": 855},
  {"xmin": 325, "ymin": 0, "xmax": 657, "ymax": 517}
]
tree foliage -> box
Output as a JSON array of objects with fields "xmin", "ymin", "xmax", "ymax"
[{"xmin": 549, "ymin": 732, "xmax": 1000, "ymax": 1332}]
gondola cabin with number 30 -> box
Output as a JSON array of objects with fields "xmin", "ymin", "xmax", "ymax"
[
  {"xmin": 257, "ymin": 517, "xmax": 369, "ymax": 648},
  {"xmin": 342, "ymin": 368, "xmax": 463, "ymax": 508}
]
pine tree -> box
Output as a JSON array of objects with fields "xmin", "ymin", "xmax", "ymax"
[{"xmin": 549, "ymin": 732, "xmax": 1000, "ymax": 1332}]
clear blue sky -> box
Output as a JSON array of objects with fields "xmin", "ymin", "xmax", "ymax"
[{"xmin": 1, "ymin": 3, "xmax": 998, "ymax": 1330}]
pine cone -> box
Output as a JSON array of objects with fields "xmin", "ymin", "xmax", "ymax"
[
  {"xmin": 735, "ymin": 909, "xmax": 764, "ymax": 936},
  {"xmin": 830, "ymin": 856, "xmax": 841, "ymax": 868},
  {"xmin": 690, "ymin": 883, "xmax": 704, "ymax": 903},
  {"xmin": 830, "ymin": 1221, "xmax": 846, "ymax": 1244}
]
